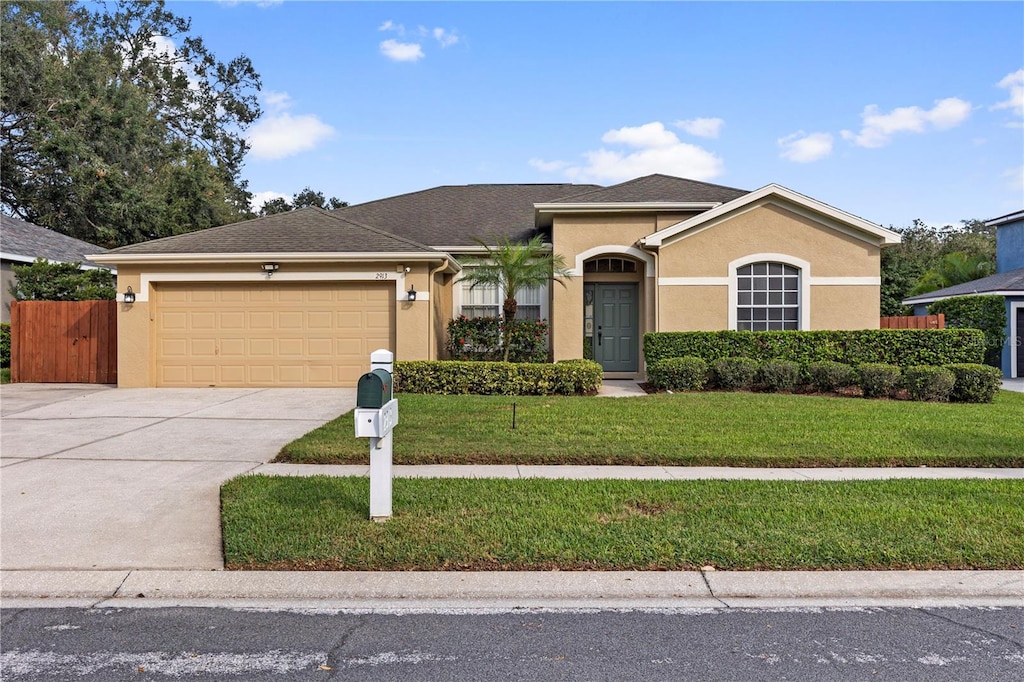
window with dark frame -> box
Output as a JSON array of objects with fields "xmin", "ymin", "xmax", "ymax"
[{"xmin": 736, "ymin": 262, "xmax": 799, "ymax": 331}]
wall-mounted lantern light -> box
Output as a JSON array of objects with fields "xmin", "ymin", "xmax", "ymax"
[
  {"xmin": 123, "ymin": 286, "xmax": 136, "ymax": 304},
  {"xmin": 407, "ymin": 285, "xmax": 417, "ymax": 302},
  {"xmin": 262, "ymin": 263, "xmax": 279, "ymax": 277}
]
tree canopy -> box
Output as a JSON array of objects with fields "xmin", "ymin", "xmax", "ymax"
[
  {"xmin": 1, "ymin": 0, "xmax": 262, "ymax": 247},
  {"xmin": 10, "ymin": 259, "xmax": 116, "ymax": 301},
  {"xmin": 880, "ymin": 219, "xmax": 995, "ymax": 315},
  {"xmin": 258, "ymin": 187, "xmax": 348, "ymax": 216}
]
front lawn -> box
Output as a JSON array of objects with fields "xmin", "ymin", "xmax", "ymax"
[
  {"xmin": 221, "ymin": 476, "xmax": 1024, "ymax": 571},
  {"xmin": 277, "ymin": 391, "xmax": 1024, "ymax": 467}
]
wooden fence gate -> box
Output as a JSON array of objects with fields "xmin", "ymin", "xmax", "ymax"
[
  {"xmin": 879, "ymin": 314, "xmax": 945, "ymax": 330},
  {"xmin": 10, "ymin": 300, "xmax": 117, "ymax": 383}
]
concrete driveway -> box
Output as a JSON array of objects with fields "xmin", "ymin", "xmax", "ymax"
[{"xmin": 1, "ymin": 384, "xmax": 355, "ymax": 570}]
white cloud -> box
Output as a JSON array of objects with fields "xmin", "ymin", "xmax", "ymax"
[
  {"xmin": 539, "ymin": 121, "xmax": 723, "ymax": 183},
  {"xmin": 674, "ymin": 117, "xmax": 724, "ymax": 139},
  {"xmin": 992, "ymin": 69, "xmax": 1024, "ymax": 118},
  {"xmin": 778, "ymin": 131, "xmax": 834, "ymax": 163},
  {"xmin": 840, "ymin": 97, "xmax": 972, "ymax": 148},
  {"xmin": 529, "ymin": 158, "xmax": 568, "ymax": 172},
  {"xmin": 249, "ymin": 190, "xmax": 289, "ymax": 212},
  {"xmin": 246, "ymin": 92, "xmax": 334, "ymax": 160},
  {"xmin": 380, "ymin": 39, "xmax": 425, "ymax": 62},
  {"xmin": 379, "ymin": 20, "xmax": 399, "ymax": 32},
  {"xmin": 433, "ymin": 27, "xmax": 459, "ymax": 48},
  {"xmin": 602, "ymin": 122, "xmax": 679, "ymax": 148},
  {"xmin": 217, "ymin": 0, "xmax": 283, "ymax": 7}
]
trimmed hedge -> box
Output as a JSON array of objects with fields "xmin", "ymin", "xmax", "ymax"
[
  {"xmin": 446, "ymin": 316, "xmax": 549, "ymax": 363},
  {"xmin": 928, "ymin": 295, "xmax": 1007, "ymax": 368},
  {"xmin": 857, "ymin": 363, "xmax": 902, "ymax": 399},
  {"xmin": 395, "ymin": 359, "xmax": 602, "ymax": 396},
  {"xmin": 643, "ymin": 330, "xmax": 985, "ymax": 367},
  {"xmin": 0, "ymin": 323, "xmax": 9, "ymax": 369},
  {"xmin": 648, "ymin": 356, "xmax": 709, "ymax": 391},
  {"xmin": 903, "ymin": 366, "xmax": 956, "ymax": 402},
  {"xmin": 806, "ymin": 361, "xmax": 857, "ymax": 392},
  {"xmin": 945, "ymin": 363, "xmax": 1002, "ymax": 404},
  {"xmin": 711, "ymin": 357, "xmax": 759, "ymax": 391},
  {"xmin": 756, "ymin": 360, "xmax": 801, "ymax": 392}
]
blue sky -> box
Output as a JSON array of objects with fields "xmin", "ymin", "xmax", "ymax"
[{"xmin": 177, "ymin": 1, "xmax": 1022, "ymax": 228}]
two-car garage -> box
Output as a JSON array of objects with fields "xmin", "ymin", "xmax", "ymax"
[{"xmin": 153, "ymin": 282, "xmax": 394, "ymax": 387}]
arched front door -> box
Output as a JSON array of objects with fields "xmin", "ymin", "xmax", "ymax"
[{"xmin": 584, "ymin": 282, "xmax": 638, "ymax": 373}]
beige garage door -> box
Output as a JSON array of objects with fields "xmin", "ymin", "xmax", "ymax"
[{"xmin": 155, "ymin": 282, "xmax": 394, "ymax": 387}]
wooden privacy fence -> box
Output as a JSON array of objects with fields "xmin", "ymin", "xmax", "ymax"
[
  {"xmin": 879, "ymin": 313, "xmax": 945, "ymax": 330},
  {"xmin": 10, "ymin": 300, "xmax": 117, "ymax": 383}
]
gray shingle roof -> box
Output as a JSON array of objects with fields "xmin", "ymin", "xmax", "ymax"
[
  {"xmin": 547, "ymin": 174, "xmax": 748, "ymax": 204},
  {"xmin": 335, "ymin": 183, "xmax": 600, "ymax": 247},
  {"xmin": 903, "ymin": 267, "xmax": 1024, "ymax": 303},
  {"xmin": 1, "ymin": 214, "xmax": 108, "ymax": 267},
  {"xmin": 100, "ymin": 207, "xmax": 440, "ymax": 256}
]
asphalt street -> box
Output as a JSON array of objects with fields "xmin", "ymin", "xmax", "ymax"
[{"xmin": 1, "ymin": 606, "xmax": 1021, "ymax": 681}]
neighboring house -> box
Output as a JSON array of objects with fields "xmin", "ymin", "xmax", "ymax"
[
  {"xmin": 903, "ymin": 209, "xmax": 1024, "ymax": 378},
  {"xmin": 0, "ymin": 214, "xmax": 111, "ymax": 323},
  {"xmin": 92, "ymin": 174, "xmax": 901, "ymax": 387}
]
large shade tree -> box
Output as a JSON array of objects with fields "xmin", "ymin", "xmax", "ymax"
[
  {"xmin": 459, "ymin": 235, "xmax": 572, "ymax": 362},
  {"xmin": 1, "ymin": 0, "xmax": 261, "ymax": 247}
]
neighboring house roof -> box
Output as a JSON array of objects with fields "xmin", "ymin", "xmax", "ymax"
[
  {"xmin": 335, "ymin": 183, "xmax": 599, "ymax": 248},
  {"xmin": 985, "ymin": 209, "xmax": 1024, "ymax": 227},
  {"xmin": 93, "ymin": 207, "xmax": 448, "ymax": 263},
  {"xmin": 545, "ymin": 174, "xmax": 748, "ymax": 205},
  {"xmin": 902, "ymin": 267, "xmax": 1024, "ymax": 305},
  {"xmin": 642, "ymin": 184, "xmax": 902, "ymax": 248},
  {"xmin": 0, "ymin": 214, "xmax": 109, "ymax": 268}
]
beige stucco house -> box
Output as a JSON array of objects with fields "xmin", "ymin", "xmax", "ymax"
[{"xmin": 91, "ymin": 174, "xmax": 901, "ymax": 387}]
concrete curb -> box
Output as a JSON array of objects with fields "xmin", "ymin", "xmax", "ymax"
[{"xmin": 3, "ymin": 569, "xmax": 1021, "ymax": 610}]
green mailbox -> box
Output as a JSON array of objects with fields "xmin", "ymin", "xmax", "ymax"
[{"xmin": 357, "ymin": 369, "xmax": 393, "ymax": 409}]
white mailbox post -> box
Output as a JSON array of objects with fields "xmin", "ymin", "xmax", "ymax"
[{"xmin": 355, "ymin": 349, "xmax": 398, "ymax": 521}]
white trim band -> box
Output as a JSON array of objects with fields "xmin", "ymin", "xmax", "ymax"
[{"xmin": 132, "ymin": 271, "xmax": 424, "ymax": 303}]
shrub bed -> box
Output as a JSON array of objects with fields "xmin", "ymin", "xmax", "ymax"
[
  {"xmin": 857, "ymin": 363, "xmax": 902, "ymax": 399},
  {"xmin": 711, "ymin": 357, "xmax": 759, "ymax": 391},
  {"xmin": 903, "ymin": 366, "xmax": 956, "ymax": 402},
  {"xmin": 0, "ymin": 322, "xmax": 9, "ymax": 369},
  {"xmin": 945, "ymin": 363, "xmax": 1003, "ymax": 404},
  {"xmin": 756, "ymin": 360, "xmax": 801, "ymax": 393},
  {"xmin": 395, "ymin": 359, "xmax": 602, "ymax": 396},
  {"xmin": 643, "ymin": 329, "xmax": 985, "ymax": 367},
  {"xmin": 648, "ymin": 356, "xmax": 708, "ymax": 391},
  {"xmin": 806, "ymin": 361, "xmax": 857, "ymax": 392},
  {"xmin": 446, "ymin": 316, "xmax": 549, "ymax": 363}
]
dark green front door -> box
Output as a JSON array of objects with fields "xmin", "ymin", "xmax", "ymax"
[{"xmin": 593, "ymin": 283, "xmax": 638, "ymax": 372}]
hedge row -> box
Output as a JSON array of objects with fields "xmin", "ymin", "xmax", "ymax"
[
  {"xmin": 648, "ymin": 356, "xmax": 1002, "ymax": 403},
  {"xmin": 643, "ymin": 329, "xmax": 985, "ymax": 367},
  {"xmin": 0, "ymin": 323, "xmax": 9, "ymax": 369},
  {"xmin": 928, "ymin": 295, "xmax": 1006, "ymax": 368},
  {"xmin": 395, "ymin": 359, "xmax": 602, "ymax": 396}
]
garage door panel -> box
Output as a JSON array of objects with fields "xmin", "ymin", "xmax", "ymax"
[{"xmin": 155, "ymin": 282, "xmax": 394, "ymax": 387}]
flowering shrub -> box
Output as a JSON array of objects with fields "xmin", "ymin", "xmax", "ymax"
[{"xmin": 446, "ymin": 315, "xmax": 549, "ymax": 363}]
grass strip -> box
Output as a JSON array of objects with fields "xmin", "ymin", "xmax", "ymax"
[
  {"xmin": 277, "ymin": 391, "xmax": 1024, "ymax": 467},
  {"xmin": 221, "ymin": 476, "xmax": 1024, "ymax": 571}
]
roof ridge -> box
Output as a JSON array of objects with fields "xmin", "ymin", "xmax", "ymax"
[{"xmin": 337, "ymin": 183, "xmax": 597, "ymax": 211}]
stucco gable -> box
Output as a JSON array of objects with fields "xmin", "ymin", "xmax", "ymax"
[{"xmin": 641, "ymin": 184, "xmax": 901, "ymax": 249}]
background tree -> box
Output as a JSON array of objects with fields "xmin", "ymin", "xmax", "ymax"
[
  {"xmin": 880, "ymin": 219, "xmax": 995, "ymax": 315},
  {"xmin": 10, "ymin": 259, "xmax": 116, "ymax": 301},
  {"xmin": 459, "ymin": 236, "xmax": 571, "ymax": 362},
  {"xmin": 258, "ymin": 187, "xmax": 348, "ymax": 216},
  {"xmin": 1, "ymin": 0, "xmax": 261, "ymax": 247}
]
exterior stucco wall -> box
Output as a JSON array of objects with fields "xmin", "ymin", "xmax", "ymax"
[
  {"xmin": 1, "ymin": 260, "xmax": 17, "ymax": 324},
  {"xmin": 551, "ymin": 214, "xmax": 659, "ymax": 362},
  {"xmin": 658, "ymin": 203, "xmax": 879, "ymax": 278},
  {"xmin": 656, "ymin": 203, "xmax": 882, "ymax": 333},
  {"xmin": 114, "ymin": 261, "xmax": 441, "ymax": 387}
]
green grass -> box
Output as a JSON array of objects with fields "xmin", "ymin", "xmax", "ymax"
[
  {"xmin": 277, "ymin": 391, "xmax": 1024, "ymax": 467},
  {"xmin": 221, "ymin": 476, "xmax": 1024, "ymax": 571}
]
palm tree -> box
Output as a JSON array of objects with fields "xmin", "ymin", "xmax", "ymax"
[
  {"xmin": 910, "ymin": 252, "xmax": 995, "ymax": 295},
  {"xmin": 459, "ymin": 235, "xmax": 572, "ymax": 361}
]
